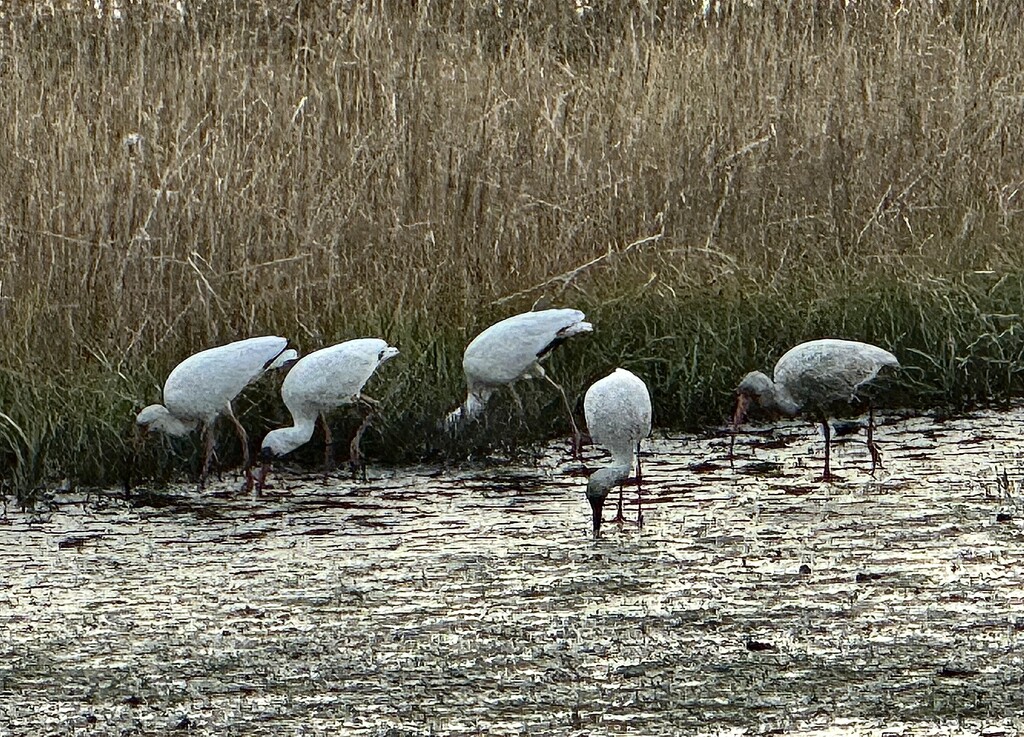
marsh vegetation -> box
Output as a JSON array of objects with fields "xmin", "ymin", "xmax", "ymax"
[{"xmin": 1, "ymin": 1, "xmax": 1024, "ymax": 494}]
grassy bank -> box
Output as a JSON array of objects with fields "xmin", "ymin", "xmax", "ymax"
[{"xmin": 1, "ymin": 1, "xmax": 1024, "ymax": 496}]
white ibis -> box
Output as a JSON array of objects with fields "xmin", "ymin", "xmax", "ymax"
[
  {"xmin": 584, "ymin": 368, "xmax": 652, "ymax": 538},
  {"xmin": 136, "ymin": 335, "xmax": 296, "ymax": 491},
  {"xmin": 446, "ymin": 308, "xmax": 593, "ymax": 449},
  {"xmin": 731, "ymin": 339, "xmax": 899, "ymax": 481},
  {"xmin": 259, "ymin": 338, "xmax": 399, "ymax": 484}
]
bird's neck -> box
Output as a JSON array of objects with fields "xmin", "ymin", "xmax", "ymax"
[
  {"xmin": 586, "ymin": 463, "xmax": 631, "ymax": 501},
  {"xmin": 762, "ymin": 381, "xmax": 800, "ymax": 417},
  {"xmin": 606, "ymin": 462, "xmax": 632, "ymax": 485},
  {"xmin": 160, "ymin": 410, "xmax": 199, "ymax": 437},
  {"xmin": 268, "ymin": 417, "xmax": 317, "ymax": 456},
  {"xmin": 462, "ymin": 389, "xmax": 493, "ymax": 422},
  {"xmin": 444, "ymin": 390, "xmax": 491, "ymax": 431}
]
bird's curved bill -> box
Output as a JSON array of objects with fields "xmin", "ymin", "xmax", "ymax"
[
  {"xmin": 134, "ymin": 421, "xmax": 151, "ymax": 442},
  {"xmin": 729, "ymin": 394, "xmax": 751, "ymax": 465},
  {"xmin": 588, "ymin": 494, "xmax": 606, "ymax": 538}
]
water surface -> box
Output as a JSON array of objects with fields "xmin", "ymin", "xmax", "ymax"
[{"xmin": 2, "ymin": 408, "xmax": 1024, "ymax": 735}]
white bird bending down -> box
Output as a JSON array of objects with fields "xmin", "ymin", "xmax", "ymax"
[
  {"xmin": 136, "ymin": 335, "xmax": 296, "ymax": 492},
  {"xmin": 259, "ymin": 338, "xmax": 399, "ymax": 486},
  {"xmin": 730, "ymin": 339, "xmax": 899, "ymax": 481},
  {"xmin": 446, "ymin": 308, "xmax": 593, "ymax": 451},
  {"xmin": 584, "ymin": 368, "xmax": 652, "ymax": 538}
]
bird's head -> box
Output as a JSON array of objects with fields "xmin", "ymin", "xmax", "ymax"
[
  {"xmin": 730, "ymin": 371, "xmax": 773, "ymax": 464},
  {"xmin": 734, "ymin": 371, "xmax": 777, "ymax": 422},
  {"xmin": 585, "ymin": 467, "xmax": 621, "ymax": 538},
  {"xmin": 267, "ymin": 348, "xmax": 300, "ymax": 371},
  {"xmin": 135, "ymin": 404, "xmax": 194, "ymax": 438},
  {"xmin": 135, "ymin": 404, "xmax": 166, "ymax": 432},
  {"xmin": 736, "ymin": 371, "xmax": 773, "ymax": 405},
  {"xmin": 260, "ymin": 429, "xmax": 293, "ymax": 461},
  {"xmin": 378, "ymin": 345, "xmax": 400, "ymax": 365},
  {"xmin": 443, "ymin": 406, "xmax": 464, "ymax": 434},
  {"xmin": 444, "ymin": 390, "xmax": 491, "ymax": 434}
]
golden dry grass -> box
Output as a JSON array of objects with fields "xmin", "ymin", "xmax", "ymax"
[{"xmin": 1, "ymin": 1, "xmax": 1024, "ymax": 493}]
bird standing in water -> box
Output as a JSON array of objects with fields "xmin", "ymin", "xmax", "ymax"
[
  {"xmin": 259, "ymin": 338, "xmax": 399, "ymax": 489},
  {"xmin": 584, "ymin": 368, "xmax": 652, "ymax": 538},
  {"xmin": 136, "ymin": 335, "xmax": 297, "ymax": 492},
  {"xmin": 730, "ymin": 339, "xmax": 899, "ymax": 481},
  {"xmin": 446, "ymin": 308, "xmax": 593, "ymax": 451}
]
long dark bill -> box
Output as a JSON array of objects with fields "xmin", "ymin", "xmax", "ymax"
[
  {"xmin": 729, "ymin": 394, "xmax": 751, "ymax": 469},
  {"xmin": 588, "ymin": 494, "xmax": 606, "ymax": 539}
]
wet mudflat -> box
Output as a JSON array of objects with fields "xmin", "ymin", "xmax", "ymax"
[{"xmin": 2, "ymin": 408, "xmax": 1024, "ymax": 736}]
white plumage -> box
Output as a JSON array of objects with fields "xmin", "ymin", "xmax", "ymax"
[
  {"xmin": 447, "ymin": 308, "xmax": 593, "ymax": 446},
  {"xmin": 731, "ymin": 338, "xmax": 900, "ymax": 480},
  {"xmin": 136, "ymin": 335, "xmax": 294, "ymax": 490},
  {"xmin": 260, "ymin": 338, "xmax": 399, "ymax": 479},
  {"xmin": 583, "ymin": 368, "xmax": 652, "ymax": 537}
]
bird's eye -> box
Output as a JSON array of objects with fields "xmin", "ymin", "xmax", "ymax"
[{"xmin": 378, "ymin": 350, "xmax": 386, "ymax": 361}]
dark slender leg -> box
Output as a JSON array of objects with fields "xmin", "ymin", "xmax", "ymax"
[
  {"xmin": 613, "ymin": 484, "xmax": 626, "ymax": 524},
  {"xmin": 509, "ymin": 384, "xmax": 525, "ymax": 414},
  {"xmin": 818, "ymin": 416, "xmax": 834, "ymax": 483},
  {"xmin": 199, "ymin": 422, "xmax": 216, "ymax": 490},
  {"xmin": 224, "ymin": 403, "xmax": 253, "ymax": 493},
  {"xmin": 867, "ymin": 404, "xmax": 882, "ymax": 473},
  {"xmin": 321, "ymin": 413, "xmax": 335, "ymax": 476},
  {"xmin": 636, "ymin": 441, "xmax": 644, "ymax": 528},
  {"xmin": 254, "ymin": 460, "xmax": 270, "ymax": 497},
  {"xmin": 358, "ymin": 393, "xmax": 381, "ymax": 408},
  {"xmin": 542, "ymin": 372, "xmax": 582, "ymax": 459},
  {"xmin": 349, "ymin": 407, "xmax": 374, "ymax": 481}
]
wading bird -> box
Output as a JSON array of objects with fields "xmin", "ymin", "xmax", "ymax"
[
  {"xmin": 584, "ymin": 368, "xmax": 652, "ymax": 538},
  {"xmin": 136, "ymin": 336, "xmax": 297, "ymax": 492},
  {"xmin": 730, "ymin": 339, "xmax": 899, "ymax": 481},
  {"xmin": 259, "ymin": 338, "xmax": 399, "ymax": 488},
  {"xmin": 446, "ymin": 308, "xmax": 593, "ymax": 450}
]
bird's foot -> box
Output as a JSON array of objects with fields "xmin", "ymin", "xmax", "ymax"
[
  {"xmin": 868, "ymin": 444, "xmax": 883, "ymax": 474},
  {"xmin": 348, "ymin": 445, "xmax": 367, "ymax": 481},
  {"xmin": 253, "ymin": 464, "xmax": 271, "ymax": 497},
  {"xmin": 816, "ymin": 471, "xmax": 840, "ymax": 483},
  {"xmin": 349, "ymin": 459, "xmax": 367, "ymax": 482},
  {"xmin": 241, "ymin": 470, "xmax": 256, "ymax": 497},
  {"xmin": 349, "ymin": 442, "xmax": 367, "ymax": 481},
  {"xmin": 570, "ymin": 430, "xmax": 583, "ymax": 461}
]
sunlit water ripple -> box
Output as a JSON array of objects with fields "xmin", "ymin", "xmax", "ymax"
[{"xmin": 2, "ymin": 407, "xmax": 1024, "ymax": 735}]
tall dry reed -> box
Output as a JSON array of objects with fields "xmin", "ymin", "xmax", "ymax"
[{"xmin": 1, "ymin": 1, "xmax": 1023, "ymax": 494}]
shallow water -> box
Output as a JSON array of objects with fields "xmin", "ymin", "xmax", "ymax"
[{"xmin": 2, "ymin": 407, "xmax": 1024, "ymax": 736}]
